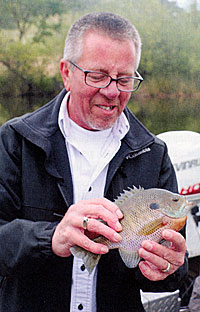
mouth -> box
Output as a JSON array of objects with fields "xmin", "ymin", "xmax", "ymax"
[{"xmin": 96, "ymin": 105, "xmax": 117, "ymax": 112}]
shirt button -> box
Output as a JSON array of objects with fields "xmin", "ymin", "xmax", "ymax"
[
  {"xmin": 78, "ymin": 303, "xmax": 83, "ymax": 310},
  {"xmin": 80, "ymin": 264, "xmax": 85, "ymax": 271}
]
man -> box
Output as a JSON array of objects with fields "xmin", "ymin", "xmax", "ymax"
[{"xmin": 0, "ymin": 12, "xmax": 187, "ymax": 312}]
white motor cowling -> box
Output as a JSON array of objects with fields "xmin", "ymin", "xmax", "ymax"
[{"xmin": 157, "ymin": 131, "xmax": 200, "ymax": 258}]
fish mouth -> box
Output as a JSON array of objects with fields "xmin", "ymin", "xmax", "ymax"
[
  {"xmin": 181, "ymin": 200, "xmax": 194, "ymax": 216},
  {"xmin": 161, "ymin": 200, "xmax": 194, "ymax": 219},
  {"xmin": 186, "ymin": 200, "xmax": 194, "ymax": 208}
]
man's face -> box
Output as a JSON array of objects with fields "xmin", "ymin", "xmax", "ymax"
[{"xmin": 60, "ymin": 31, "xmax": 136, "ymax": 130}]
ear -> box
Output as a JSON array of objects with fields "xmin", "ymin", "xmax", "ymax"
[{"xmin": 60, "ymin": 59, "xmax": 71, "ymax": 91}]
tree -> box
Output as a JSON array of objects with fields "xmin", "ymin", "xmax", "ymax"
[
  {"xmin": 0, "ymin": 0, "xmax": 64, "ymax": 40},
  {"xmin": 0, "ymin": 0, "xmax": 65, "ymax": 95}
]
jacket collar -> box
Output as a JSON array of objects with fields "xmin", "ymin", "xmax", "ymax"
[
  {"xmin": 11, "ymin": 89, "xmax": 154, "ymax": 154},
  {"xmin": 11, "ymin": 89, "xmax": 66, "ymax": 161},
  {"xmin": 123, "ymin": 106, "xmax": 155, "ymax": 152},
  {"xmin": 11, "ymin": 89, "xmax": 155, "ymax": 205},
  {"xmin": 11, "ymin": 89, "xmax": 74, "ymax": 206},
  {"xmin": 11, "ymin": 89, "xmax": 155, "ymax": 183}
]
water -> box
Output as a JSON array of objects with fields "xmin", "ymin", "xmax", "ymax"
[
  {"xmin": 0, "ymin": 95, "xmax": 199, "ymax": 135},
  {"xmin": 128, "ymin": 97, "xmax": 200, "ymax": 135}
]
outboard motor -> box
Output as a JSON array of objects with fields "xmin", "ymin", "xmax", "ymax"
[{"xmin": 157, "ymin": 130, "xmax": 200, "ymax": 309}]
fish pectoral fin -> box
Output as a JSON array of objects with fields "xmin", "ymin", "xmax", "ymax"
[
  {"xmin": 70, "ymin": 246, "xmax": 101, "ymax": 274},
  {"xmin": 137, "ymin": 218, "xmax": 163, "ymax": 236},
  {"xmin": 118, "ymin": 248, "xmax": 141, "ymax": 268}
]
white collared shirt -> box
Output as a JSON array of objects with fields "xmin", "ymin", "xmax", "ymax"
[{"xmin": 58, "ymin": 92, "xmax": 129, "ymax": 311}]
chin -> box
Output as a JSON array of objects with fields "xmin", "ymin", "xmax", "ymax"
[
  {"xmin": 87, "ymin": 117, "xmax": 117, "ymax": 131},
  {"xmin": 88, "ymin": 121, "xmax": 115, "ymax": 131}
]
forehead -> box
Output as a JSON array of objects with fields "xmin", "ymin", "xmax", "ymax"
[{"xmin": 79, "ymin": 31, "xmax": 136, "ymax": 72}]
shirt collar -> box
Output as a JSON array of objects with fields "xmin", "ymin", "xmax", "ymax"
[{"xmin": 58, "ymin": 92, "xmax": 130, "ymax": 142}]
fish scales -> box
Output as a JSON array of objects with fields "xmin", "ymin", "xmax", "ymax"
[{"xmin": 70, "ymin": 186, "xmax": 192, "ymax": 273}]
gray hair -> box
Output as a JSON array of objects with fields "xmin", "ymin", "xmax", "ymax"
[{"xmin": 63, "ymin": 12, "xmax": 142, "ymax": 71}]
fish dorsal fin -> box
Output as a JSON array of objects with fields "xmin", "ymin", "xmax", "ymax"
[
  {"xmin": 114, "ymin": 185, "xmax": 144, "ymax": 209},
  {"xmin": 118, "ymin": 248, "xmax": 141, "ymax": 268}
]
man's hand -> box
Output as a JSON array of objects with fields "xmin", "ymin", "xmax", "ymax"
[
  {"xmin": 51, "ymin": 198, "xmax": 123, "ymax": 257},
  {"xmin": 138, "ymin": 229, "xmax": 186, "ymax": 281}
]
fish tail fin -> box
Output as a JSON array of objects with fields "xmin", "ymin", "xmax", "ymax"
[
  {"xmin": 70, "ymin": 246, "xmax": 101, "ymax": 274},
  {"xmin": 119, "ymin": 248, "xmax": 141, "ymax": 268}
]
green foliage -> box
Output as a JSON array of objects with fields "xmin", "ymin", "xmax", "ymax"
[
  {"xmin": 0, "ymin": 0, "xmax": 199, "ymax": 132},
  {"xmin": 0, "ymin": 0, "xmax": 65, "ymax": 96},
  {"xmin": 0, "ymin": 33, "xmax": 62, "ymax": 96},
  {"xmin": 72, "ymin": 0, "xmax": 200, "ymax": 90},
  {"xmin": 0, "ymin": 0, "xmax": 64, "ymax": 40}
]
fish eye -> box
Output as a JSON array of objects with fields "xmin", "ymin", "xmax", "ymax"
[
  {"xmin": 172, "ymin": 197, "xmax": 179, "ymax": 202},
  {"xmin": 150, "ymin": 203, "xmax": 160, "ymax": 210}
]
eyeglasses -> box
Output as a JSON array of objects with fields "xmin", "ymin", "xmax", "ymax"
[{"xmin": 68, "ymin": 60, "xmax": 143, "ymax": 92}]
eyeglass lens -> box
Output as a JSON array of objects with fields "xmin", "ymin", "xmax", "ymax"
[{"xmin": 86, "ymin": 72, "xmax": 140, "ymax": 91}]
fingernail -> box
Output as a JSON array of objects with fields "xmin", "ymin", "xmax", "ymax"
[
  {"xmin": 140, "ymin": 262, "xmax": 147, "ymax": 272},
  {"xmin": 115, "ymin": 221, "xmax": 122, "ymax": 231},
  {"xmin": 163, "ymin": 230, "xmax": 172, "ymax": 240},
  {"xmin": 116, "ymin": 209, "xmax": 123, "ymax": 219},
  {"xmin": 101, "ymin": 246, "xmax": 109, "ymax": 253},
  {"xmin": 113, "ymin": 232, "xmax": 122, "ymax": 242},
  {"xmin": 142, "ymin": 241, "xmax": 152, "ymax": 251}
]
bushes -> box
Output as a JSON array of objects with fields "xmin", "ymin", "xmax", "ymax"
[
  {"xmin": 0, "ymin": 33, "xmax": 63, "ymax": 96},
  {"xmin": 0, "ymin": 0, "xmax": 200, "ymax": 132}
]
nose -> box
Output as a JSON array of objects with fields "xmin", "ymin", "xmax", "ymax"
[{"xmin": 99, "ymin": 80, "xmax": 120, "ymax": 99}]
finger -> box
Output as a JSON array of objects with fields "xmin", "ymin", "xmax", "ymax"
[
  {"xmin": 162, "ymin": 229, "xmax": 186, "ymax": 252},
  {"xmin": 83, "ymin": 198, "xmax": 123, "ymax": 219},
  {"xmin": 139, "ymin": 261, "xmax": 167, "ymax": 281},
  {"xmin": 85, "ymin": 218, "xmax": 122, "ymax": 243},
  {"xmin": 67, "ymin": 211, "xmax": 122, "ymax": 237},
  {"xmin": 74, "ymin": 198, "xmax": 123, "ymax": 223},
  {"xmin": 138, "ymin": 247, "xmax": 175, "ymax": 273},
  {"xmin": 75, "ymin": 232, "xmax": 109, "ymax": 255},
  {"xmin": 76, "ymin": 204, "xmax": 123, "ymax": 232},
  {"xmin": 140, "ymin": 239, "xmax": 185, "ymax": 267},
  {"xmin": 53, "ymin": 223, "xmax": 110, "ymax": 256}
]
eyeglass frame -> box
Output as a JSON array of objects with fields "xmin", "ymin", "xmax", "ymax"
[{"xmin": 67, "ymin": 60, "xmax": 143, "ymax": 92}]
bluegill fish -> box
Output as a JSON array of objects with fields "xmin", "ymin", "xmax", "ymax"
[{"xmin": 70, "ymin": 186, "xmax": 192, "ymax": 274}]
